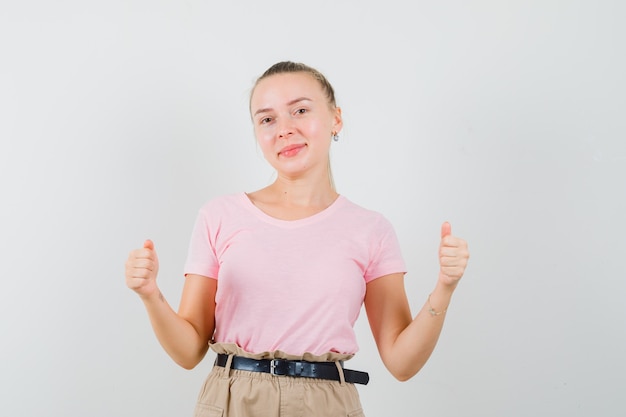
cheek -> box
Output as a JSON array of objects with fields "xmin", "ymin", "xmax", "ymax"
[
  {"xmin": 254, "ymin": 126, "xmax": 272, "ymax": 144},
  {"xmin": 304, "ymin": 119, "xmax": 328, "ymax": 138},
  {"xmin": 254, "ymin": 132, "xmax": 274, "ymax": 156}
]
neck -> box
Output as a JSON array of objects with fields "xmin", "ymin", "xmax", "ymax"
[{"xmin": 269, "ymin": 174, "xmax": 338, "ymax": 208}]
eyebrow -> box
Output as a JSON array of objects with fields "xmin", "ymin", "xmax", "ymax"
[{"xmin": 253, "ymin": 97, "xmax": 312, "ymax": 117}]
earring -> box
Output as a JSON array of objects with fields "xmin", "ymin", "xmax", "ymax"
[{"xmin": 332, "ymin": 132, "xmax": 339, "ymax": 142}]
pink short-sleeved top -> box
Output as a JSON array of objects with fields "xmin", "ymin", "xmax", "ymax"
[{"xmin": 184, "ymin": 193, "xmax": 406, "ymax": 356}]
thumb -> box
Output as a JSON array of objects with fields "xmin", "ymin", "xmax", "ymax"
[
  {"xmin": 441, "ymin": 222, "xmax": 452, "ymax": 239},
  {"xmin": 143, "ymin": 239, "xmax": 155, "ymax": 251}
]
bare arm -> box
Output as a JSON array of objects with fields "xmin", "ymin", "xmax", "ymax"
[
  {"xmin": 126, "ymin": 240, "xmax": 216, "ymax": 369},
  {"xmin": 364, "ymin": 222, "xmax": 469, "ymax": 381},
  {"xmin": 365, "ymin": 274, "xmax": 456, "ymax": 381}
]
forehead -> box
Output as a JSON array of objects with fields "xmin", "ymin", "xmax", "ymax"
[{"xmin": 251, "ymin": 72, "xmax": 325, "ymax": 110}]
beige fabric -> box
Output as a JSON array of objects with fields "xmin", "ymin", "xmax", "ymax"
[{"xmin": 193, "ymin": 343, "xmax": 365, "ymax": 417}]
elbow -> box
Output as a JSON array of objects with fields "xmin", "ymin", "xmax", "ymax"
[
  {"xmin": 391, "ymin": 369, "xmax": 418, "ymax": 382},
  {"xmin": 172, "ymin": 348, "xmax": 208, "ymax": 370},
  {"xmin": 178, "ymin": 340, "xmax": 211, "ymax": 370},
  {"xmin": 177, "ymin": 361, "xmax": 197, "ymax": 370},
  {"xmin": 175, "ymin": 356, "xmax": 202, "ymax": 370},
  {"xmin": 386, "ymin": 361, "xmax": 425, "ymax": 382},
  {"xmin": 395, "ymin": 374, "xmax": 412, "ymax": 382},
  {"xmin": 382, "ymin": 347, "xmax": 433, "ymax": 381}
]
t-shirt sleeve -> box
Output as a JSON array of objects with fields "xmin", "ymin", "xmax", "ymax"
[
  {"xmin": 364, "ymin": 215, "xmax": 407, "ymax": 283},
  {"xmin": 183, "ymin": 206, "xmax": 219, "ymax": 279}
]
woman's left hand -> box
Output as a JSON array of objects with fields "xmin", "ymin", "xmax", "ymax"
[{"xmin": 438, "ymin": 222, "xmax": 470, "ymax": 286}]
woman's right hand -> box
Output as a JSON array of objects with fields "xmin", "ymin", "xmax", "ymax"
[{"xmin": 125, "ymin": 239, "xmax": 160, "ymax": 299}]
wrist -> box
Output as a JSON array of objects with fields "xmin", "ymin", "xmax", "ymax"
[
  {"xmin": 436, "ymin": 273, "xmax": 459, "ymax": 293},
  {"xmin": 426, "ymin": 280, "xmax": 457, "ymax": 316},
  {"xmin": 139, "ymin": 287, "xmax": 164, "ymax": 305}
]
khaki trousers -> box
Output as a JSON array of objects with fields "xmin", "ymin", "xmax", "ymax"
[{"xmin": 193, "ymin": 343, "xmax": 365, "ymax": 417}]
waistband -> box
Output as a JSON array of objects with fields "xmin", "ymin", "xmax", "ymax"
[{"xmin": 214, "ymin": 354, "xmax": 369, "ymax": 385}]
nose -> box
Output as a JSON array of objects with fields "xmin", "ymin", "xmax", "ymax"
[{"xmin": 277, "ymin": 118, "xmax": 294, "ymax": 139}]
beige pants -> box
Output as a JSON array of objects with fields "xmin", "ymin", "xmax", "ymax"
[{"xmin": 193, "ymin": 343, "xmax": 365, "ymax": 417}]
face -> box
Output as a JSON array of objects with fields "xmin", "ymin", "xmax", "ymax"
[{"xmin": 250, "ymin": 72, "xmax": 342, "ymax": 180}]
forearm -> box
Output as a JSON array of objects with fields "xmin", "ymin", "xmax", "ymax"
[
  {"xmin": 367, "ymin": 223, "xmax": 469, "ymax": 381},
  {"xmin": 384, "ymin": 279, "xmax": 456, "ymax": 381},
  {"xmin": 141, "ymin": 290, "xmax": 210, "ymax": 369}
]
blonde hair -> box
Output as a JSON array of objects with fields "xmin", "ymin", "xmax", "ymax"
[{"xmin": 251, "ymin": 61, "xmax": 337, "ymax": 109}]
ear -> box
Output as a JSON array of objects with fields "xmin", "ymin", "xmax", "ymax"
[{"xmin": 332, "ymin": 106, "xmax": 343, "ymax": 134}]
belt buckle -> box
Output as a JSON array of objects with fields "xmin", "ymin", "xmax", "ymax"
[{"xmin": 269, "ymin": 359, "xmax": 278, "ymax": 376}]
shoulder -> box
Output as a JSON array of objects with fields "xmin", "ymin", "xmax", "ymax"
[
  {"xmin": 338, "ymin": 196, "xmax": 390, "ymax": 222},
  {"xmin": 197, "ymin": 193, "xmax": 247, "ymax": 214},
  {"xmin": 192, "ymin": 193, "xmax": 252, "ymax": 227},
  {"xmin": 335, "ymin": 196, "xmax": 396, "ymax": 233}
]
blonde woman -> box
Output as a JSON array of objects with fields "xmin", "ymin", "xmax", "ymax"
[{"xmin": 125, "ymin": 61, "xmax": 469, "ymax": 417}]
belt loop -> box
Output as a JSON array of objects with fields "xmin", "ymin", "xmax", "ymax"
[
  {"xmin": 334, "ymin": 360, "xmax": 346, "ymax": 386},
  {"xmin": 223, "ymin": 354, "xmax": 234, "ymax": 378}
]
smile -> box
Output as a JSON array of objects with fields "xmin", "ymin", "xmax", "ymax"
[{"xmin": 278, "ymin": 144, "xmax": 306, "ymax": 158}]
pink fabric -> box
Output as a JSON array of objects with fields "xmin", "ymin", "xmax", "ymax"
[{"xmin": 184, "ymin": 193, "xmax": 406, "ymax": 356}]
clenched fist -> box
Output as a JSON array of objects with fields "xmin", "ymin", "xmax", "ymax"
[
  {"xmin": 125, "ymin": 239, "xmax": 160, "ymax": 298},
  {"xmin": 438, "ymin": 222, "xmax": 469, "ymax": 286}
]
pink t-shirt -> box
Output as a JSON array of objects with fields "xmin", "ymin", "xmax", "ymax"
[{"xmin": 184, "ymin": 193, "xmax": 406, "ymax": 356}]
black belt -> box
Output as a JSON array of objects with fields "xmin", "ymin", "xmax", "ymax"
[{"xmin": 214, "ymin": 354, "xmax": 369, "ymax": 385}]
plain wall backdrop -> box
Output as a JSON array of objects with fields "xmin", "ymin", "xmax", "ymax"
[{"xmin": 1, "ymin": 1, "xmax": 625, "ymax": 416}]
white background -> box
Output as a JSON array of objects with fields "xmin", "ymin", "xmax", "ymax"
[{"xmin": 1, "ymin": 1, "xmax": 625, "ymax": 416}]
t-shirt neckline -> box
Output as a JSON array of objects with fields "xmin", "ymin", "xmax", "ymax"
[{"xmin": 239, "ymin": 192, "xmax": 346, "ymax": 228}]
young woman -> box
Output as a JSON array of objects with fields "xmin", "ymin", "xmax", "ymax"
[{"xmin": 125, "ymin": 61, "xmax": 470, "ymax": 417}]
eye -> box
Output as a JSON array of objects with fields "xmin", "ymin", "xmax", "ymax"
[
  {"xmin": 295, "ymin": 108, "xmax": 307, "ymax": 115},
  {"xmin": 259, "ymin": 117, "xmax": 273, "ymax": 125}
]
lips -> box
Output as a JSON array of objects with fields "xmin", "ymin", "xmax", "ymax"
[{"xmin": 278, "ymin": 144, "xmax": 306, "ymax": 158}]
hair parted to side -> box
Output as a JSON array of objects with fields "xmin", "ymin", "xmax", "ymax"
[{"xmin": 251, "ymin": 61, "xmax": 337, "ymax": 109}]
